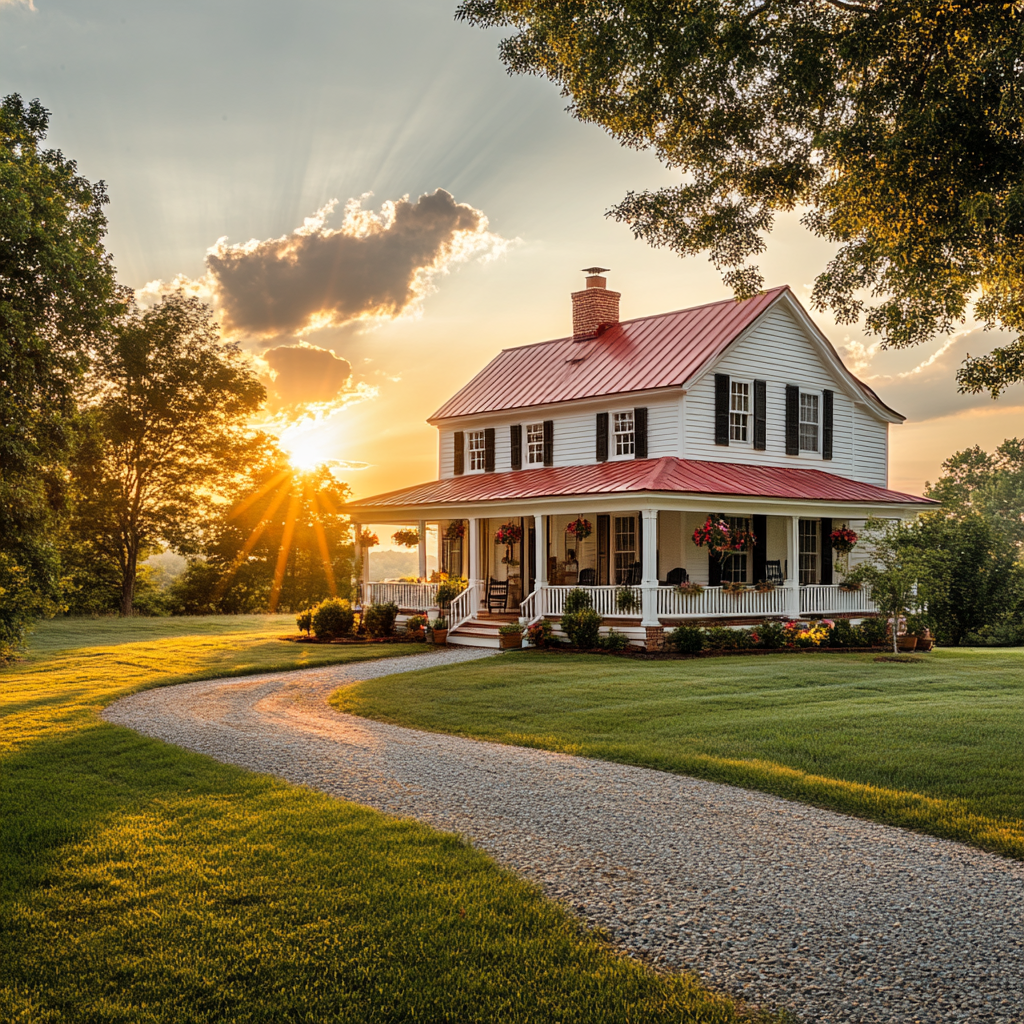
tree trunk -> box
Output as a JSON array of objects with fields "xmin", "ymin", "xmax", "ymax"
[{"xmin": 120, "ymin": 543, "xmax": 138, "ymax": 617}]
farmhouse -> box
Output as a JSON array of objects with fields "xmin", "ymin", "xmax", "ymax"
[{"xmin": 346, "ymin": 271, "xmax": 933, "ymax": 647}]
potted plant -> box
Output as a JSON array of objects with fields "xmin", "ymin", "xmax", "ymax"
[
  {"xmin": 498, "ymin": 622, "xmax": 525, "ymax": 649},
  {"xmin": 675, "ymin": 580, "xmax": 705, "ymax": 598},
  {"xmin": 435, "ymin": 575, "xmax": 467, "ymax": 612},
  {"xmin": 830, "ymin": 526, "xmax": 859, "ymax": 574},
  {"xmin": 753, "ymin": 579, "xmax": 776, "ymax": 593},
  {"xmin": 838, "ymin": 580, "xmax": 862, "ymax": 592},
  {"xmin": 565, "ymin": 515, "xmax": 593, "ymax": 565},
  {"xmin": 723, "ymin": 580, "xmax": 749, "ymax": 595},
  {"xmin": 494, "ymin": 522, "xmax": 523, "ymax": 566},
  {"xmin": 427, "ymin": 617, "xmax": 448, "ymax": 644},
  {"xmin": 445, "ymin": 520, "xmax": 466, "ymax": 540},
  {"xmin": 692, "ymin": 515, "xmax": 757, "ymax": 555},
  {"xmin": 896, "ymin": 632, "xmax": 918, "ymax": 652},
  {"xmin": 615, "ymin": 586, "xmax": 640, "ymax": 614}
]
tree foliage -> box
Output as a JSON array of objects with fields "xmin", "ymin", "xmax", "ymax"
[
  {"xmin": 0, "ymin": 93, "xmax": 123, "ymax": 655},
  {"xmin": 458, "ymin": 1, "xmax": 1024, "ymax": 394},
  {"xmin": 71, "ymin": 293, "xmax": 266, "ymax": 615}
]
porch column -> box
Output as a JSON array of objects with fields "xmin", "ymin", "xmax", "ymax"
[
  {"xmin": 469, "ymin": 517, "xmax": 481, "ymax": 582},
  {"xmin": 534, "ymin": 513, "xmax": 548, "ymax": 616},
  {"xmin": 417, "ymin": 520, "xmax": 427, "ymax": 580},
  {"xmin": 787, "ymin": 515, "xmax": 801, "ymax": 618},
  {"xmin": 640, "ymin": 508, "xmax": 660, "ymax": 627}
]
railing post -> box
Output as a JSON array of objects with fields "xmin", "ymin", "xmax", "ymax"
[
  {"xmin": 417, "ymin": 520, "xmax": 427, "ymax": 580},
  {"xmin": 535, "ymin": 513, "xmax": 548, "ymax": 620}
]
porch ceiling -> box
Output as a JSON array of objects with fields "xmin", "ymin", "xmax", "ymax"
[{"xmin": 344, "ymin": 456, "xmax": 935, "ymax": 522}]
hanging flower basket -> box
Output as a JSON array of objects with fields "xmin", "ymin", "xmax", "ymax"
[
  {"xmin": 445, "ymin": 520, "xmax": 466, "ymax": 540},
  {"xmin": 391, "ymin": 528, "xmax": 419, "ymax": 548},
  {"xmin": 830, "ymin": 527, "xmax": 858, "ymax": 555},
  {"xmin": 494, "ymin": 522, "xmax": 523, "ymax": 546},
  {"xmin": 723, "ymin": 580, "xmax": 749, "ymax": 595},
  {"xmin": 565, "ymin": 516, "xmax": 593, "ymax": 543},
  {"xmin": 692, "ymin": 515, "xmax": 756, "ymax": 554},
  {"xmin": 675, "ymin": 581, "xmax": 705, "ymax": 598},
  {"xmin": 358, "ymin": 529, "xmax": 379, "ymax": 548}
]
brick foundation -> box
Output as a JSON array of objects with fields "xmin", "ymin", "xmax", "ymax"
[{"xmin": 645, "ymin": 626, "xmax": 665, "ymax": 652}]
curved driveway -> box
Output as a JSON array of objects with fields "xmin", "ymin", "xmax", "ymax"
[{"xmin": 104, "ymin": 649, "xmax": 1023, "ymax": 1024}]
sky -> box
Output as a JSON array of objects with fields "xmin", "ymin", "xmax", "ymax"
[{"xmin": 4, "ymin": 0, "xmax": 1023, "ymax": 540}]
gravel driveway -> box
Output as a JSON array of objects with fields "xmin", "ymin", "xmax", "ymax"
[{"xmin": 103, "ymin": 649, "xmax": 1023, "ymax": 1024}]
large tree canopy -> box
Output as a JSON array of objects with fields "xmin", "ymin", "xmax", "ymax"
[
  {"xmin": 0, "ymin": 93, "xmax": 122, "ymax": 657},
  {"xmin": 457, "ymin": 1, "xmax": 1024, "ymax": 394},
  {"xmin": 72, "ymin": 293, "xmax": 266, "ymax": 616}
]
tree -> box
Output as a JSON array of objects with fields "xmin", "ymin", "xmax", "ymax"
[
  {"xmin": 458, "ymin": 1, "xmax": 1024, "ymax": 394},
  {"xmin": 926, "ymin": 438, "xmax": 1024, "ymax": 546},
  {"xmin": 71, "ymin": 293, "xmax": 266, "ymax": 616},
  {"xmin": 0, "ymin": 93, "xmax": 123, "ymax": 656}
]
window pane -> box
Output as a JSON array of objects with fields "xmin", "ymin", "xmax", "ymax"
[
  {"xmin": 799, "ymin": 393, "xmax": 819, "ymax": 452},
  {"xmin": 729, "ymin": 382, "xmax": 749, "ymax": 442},
  {"xmin": 799, "ymin": 519, "xmax": 818, "ymax": 584},
  {"xmin": 526, "ymin": 423, "xmax": 544, "ymax": 464},
  {"xmin": 468, "ymin": 430, "xmax": 486, "ymax": 471},
  {"xmin": 613, "ymin": 516, "xmax": 636, "ymax": 583},
  {"xmin": 613, "ymin": 411, "xmax": 635, "ymax": 456}
]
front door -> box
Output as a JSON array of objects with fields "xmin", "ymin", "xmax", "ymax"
[
  {"xmin": 597, "ymin": 515, "xmax": 610, "ymax": 585},
  {"xmin": 527, "ymin": 525, "xmax": 536, "ymax": 594}
]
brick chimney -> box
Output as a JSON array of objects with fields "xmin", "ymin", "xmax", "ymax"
[{"xmin": 572, "ymin": 267, "xmax": 620, "ymax": 340}]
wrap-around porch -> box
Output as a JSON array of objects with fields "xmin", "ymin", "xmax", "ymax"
[{"xmin": 360, "ymin": 506, "xmax": 878, "ymax": 646}]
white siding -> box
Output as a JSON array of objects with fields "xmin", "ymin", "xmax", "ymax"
[
  {"xmin": 683, "ymin": 307, "xmax": 889, "ymax": 486},
  {"xmin": 437, "ymin": 393, "xmax": 681, "ymax": 479}
]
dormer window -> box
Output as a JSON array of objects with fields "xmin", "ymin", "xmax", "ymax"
[
  {"xmin": 614, "ymin": 411, "xmax": 635, "ymax": 456},
  {"xmin": 730, "ymin": 381, "xmax": 750, "ymax": 442},
  {"xmin": 526, "ymin": 422, "xmax": 544, "ymax": 465},
  {"xmin": 467, "ymin": 429, "xmax": 487, "ymax": 471},
  {"xmin": 799, "ymin": 393, "xmax": 820, "ymax": 452}
]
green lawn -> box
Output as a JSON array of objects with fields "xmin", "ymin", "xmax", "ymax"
[
  {"xmin": 334, "ymin": 648, "xmax": 1024, "ymax": 860},
  {"xmin": 0, "ymin": 616, "xmax": 779, "ymax": 1024}
]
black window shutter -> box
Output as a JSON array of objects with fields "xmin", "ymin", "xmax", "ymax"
[
  {"xmin": 542, "ymin": 420, "xmax": 554, "ymax": 466},
  {"xmin": 714, "ymin": 373, "xmax": 730, "ymax": 446},
  {"xmin": 634, "ymin": 407, "xmax": 648, "ymax": 459},
  {"xmin": 785, "ymin": 385, "xmax": 800, "ymax": 456},
  {"xmin": 753, "ymin": 379, "xmax": 767, "ymax": 451},
  {"xmin": 596, "ymin": 412, "xmax": 609, "ymax": 462},
  {"xmin": 484, "ymin": 427, "xmax": 495, "ymax": 472},
  {"xmin": 708, "ymin": 550, "xmax": 723, "ymax": 587},
  {"xmin": 752, "ymin": 513, "xmax": 767, "ymax": 583},
  {"xmin": 453, "ymin": 431, "xmax": 465, "ymax": 475},
  {"xmin": 822, "ymin": 389, "xmax": 834, "ymax": 461},
  {"xmin": 820, "ymin": 517, "xmax": 833, "ymax": 584},
  {"xmin": 510, "ymin": 424, "xmax": 522, "ymax": 470}
]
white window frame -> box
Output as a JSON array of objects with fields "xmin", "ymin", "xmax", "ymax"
[
  {"xmin": 613, "ymin": 515, "xmax": 637, "ymax": 584},
  {"xmin": 467, "ymin": 429, "xmax": 487, "ymax": 472},
  {"xmin": 612, "ymin": 410, "xmax": 635, "ymax": 458},
  {"xmin": 799, "ymin": 392, "xmax": 820, "ymax": 453},
  {"xmin": 799, "ymin": 518, "xmax": 819, "ymax": 585},
  {"xmin": 729, "ymin": 380, "xmax": 751, "ymax": 445},
  {"xmin": 720, "ymin": 516, "xmax": 750, "ymax": 583},
  {"xmin": 525, "ymin": 422, "xmax": 544, "ymax": 465}
]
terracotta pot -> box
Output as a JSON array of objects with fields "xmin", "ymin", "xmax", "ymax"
[
  {"xmin": 499, "ymin": 632, "xmax": 523, "ymax": 650},
  {"xmin": 896, "ymin": 635, "xmax": 918, "ymax": 651},
  {"xmin": 916, "ymin": 637, "xmax": 935, "ymax": 652},
  {"xmin": 431, "ymin": 629, "xmax": 448, "ymax": 645}
]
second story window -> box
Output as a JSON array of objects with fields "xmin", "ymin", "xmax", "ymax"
[
  {"xmin": 800, "ymin": 393, "xmax": 819, "ymax": 452},
  {"xmin": 467, "ymin": 429, "xmax": 486, "ymax": 471},
  {"xmin": 614, "ymin": 411, "xmax": 635, "ymax": 456},
  {"xmin": 526, "ymin": 422, "xmax": 544, "ymax": 464},
  {"xmin": 730, "ymin": 381, "xmax": 749, "ymax": 442}
]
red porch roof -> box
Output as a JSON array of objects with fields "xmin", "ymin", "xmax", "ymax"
[{"xmin": 347, "ymin": 458, "xmax": 934, "ymax": 513}]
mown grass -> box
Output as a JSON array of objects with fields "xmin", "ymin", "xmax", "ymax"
[
  {"xmin": 1, "ymin": 616, "xmax": 780, "ymax": 1024},
  {"xmin": 334, "ymin": 648, "xmax": 1024, "ymax": 860}
]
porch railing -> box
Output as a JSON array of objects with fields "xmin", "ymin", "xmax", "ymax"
[
  {"xmin": 448, "ymin": 579, "xmax": 482, "ymax": 633},
  {"xmin": 800, "ymin": 585, "xmax": 877, "ymax": 616},
  {"xmin": 657, "ymin": 584, "xmax": 791, "ymax": 619},
  {"xmin": 365, "ymin": 581, "xmax": 439, "ymax": 611},
  {"xmin": 519, "ymin": 589, "xmax": 541, "ymax": 625},
  {"xmin": 544, "ymin": 585, "xmax": 641, "ymax": 618}
]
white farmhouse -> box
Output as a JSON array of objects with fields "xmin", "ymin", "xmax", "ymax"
[{"xmin": 347, "ymin": 271, "xmax": 934, "ymax": 647}]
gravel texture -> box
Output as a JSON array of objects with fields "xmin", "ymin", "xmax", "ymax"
[{"xmin": 104, "ymin": 649, "xmax": 1023, "ymax": 1023}]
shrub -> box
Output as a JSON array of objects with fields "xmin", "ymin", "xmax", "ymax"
[
  {"xmin": 563, "ymin": 588, "xmax": 593, "ymax": 614},
  {"xmin": 311, "ymin": 598, "xmax": 355, "ymax": 639},
  {"xmin": 405, "ymin": 614, "xmax": 427, "ymax": 634},
  {"xmin": 615, "ymin": 587, "xmax": 640, "ymax": 613},
  {"xmin": 962, "ymin": 622, "xmax": 1024, "ymax": 646},
  {"xmin": 428, "ymin": 617, "xmax": 448, "ymax": 630},
  {"xmin": 752, "ymin": 620, "xmax": 786, "ymax": 649},
  {"xmin": 703, "ymin": 625, "xmax": 753, "ymax": 651},
  {"xmin": 527, "ymin": 620, "xmax": 555, "ymax": 647},
  {"xmin": 296, "ymin": 609, "xmax": 313, "ymax": 636},
  {"xmin": 363, "ymin": 602, "xmax": 399, "ymax": 638},
  {"xmin": 561, "ymin": 607, "xmax": 602, "ymax": 649},
  {"xmin": 436, "ymin": 576, "xmax": 467, "ymax": 610},
  {"xmin": 666, "ymin": 624, "xmax": 704, "ymax": 654},
  {"xmin": 498, "ymin": 622, "xmax": 525, "ymax": 636},
  {"xmin": 825, "ymin": 618, "xmax": 861, "ymax": 648},
  {"xmin": 858, "ymin": 616, "xmax": 888, "ymax": 647},
  {"xmin": 598, "ymin": 629, "xmax": 631, "ymax": 651}
]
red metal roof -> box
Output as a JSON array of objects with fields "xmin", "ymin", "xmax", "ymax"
[
  {"xmin": 347, "ymin": 458, "xmax": 935, "ymax": 513},
  {"xmin": 430, "ymin": 286, "xmax": 793, "ymax": 421}
]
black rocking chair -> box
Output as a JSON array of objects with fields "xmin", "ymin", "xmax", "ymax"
[
  {"xmin": 663, "ymin": 567, "xmax": 688, "ymax": 586},
  {"xmin": 577, "ymin": 567, "xmax": 596, "ymax": 586},
  {"xmin": 764, "ymin": 560, "xmax": 785, "ymax": 585},
  {"xmin": 486, "ymin": 577, "xmax": 509, "ymax": 613}
]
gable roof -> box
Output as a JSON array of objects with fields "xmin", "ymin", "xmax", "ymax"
[
  {"xmin": 429, "ymin": 285, "xmax": 903, "ymax": 422},
  {"xmin": 346, "ymin": 457, "xmax": 934, "ymax": 515}
]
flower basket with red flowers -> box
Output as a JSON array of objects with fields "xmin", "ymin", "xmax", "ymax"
[
  {"xmin": 830, "ymin": 527, "xmax": 858, "ymax": 554},
  {"xmin": 494, "ymin": 522, "xmax": 523, "ymax": 566},
  {"xmin": 445, "ymin": 520, "xmax": 466, "ymax": 540},
  {"xmin": 692, "ymin": 515, "xmax": 756, "ymax": 553},
  {"xmin": 358, "ymin": 529, "xmax": 379, "ymax": 548},
  {"xmin": 565, "ymin": 516, "xmax": 593, "ymax": 543},
  {"xmin": 391, "ymin": 528, "xmax": 419, "ymax": 548}
]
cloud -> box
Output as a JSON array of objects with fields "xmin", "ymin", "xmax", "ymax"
[
  {"xmin": 261, "ymin": 342, "xmax": 353, "ymax": 411},
  {"xmin": 205, "ymin": 189, "xmax": 507, "ymax": 338}
]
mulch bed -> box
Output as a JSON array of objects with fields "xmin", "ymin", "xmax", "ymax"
[
  {"xmin": 523, "ymin": 645, "xmax": 894, "ymax": 661},
  {"xmin": 279, "ymin": 634, "xmax": 424, "ymax": 646}
]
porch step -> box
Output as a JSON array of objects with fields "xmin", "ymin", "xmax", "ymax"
[{"xmin": 447, "ymin": 617, "xmax": 508, "ymax": 649}]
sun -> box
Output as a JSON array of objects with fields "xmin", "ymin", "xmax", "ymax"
[{"xmin": 280, "ymin": 433, "xmax": 336, "ymax": 472}]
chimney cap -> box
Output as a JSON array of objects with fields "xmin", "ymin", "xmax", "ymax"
[{"xmin": 582, "ymin": 266, "xmax": 610, "ymax": 275}]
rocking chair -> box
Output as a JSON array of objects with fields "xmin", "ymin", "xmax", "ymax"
[
  {"xmin": 663, "ymin": 567, "xmax": 688, "ymax": 586},
  {"xmin": 764, "ymin": 560, "xmax": 785, "ymax": 585},
  {"xmin": 485, "ymin": 577, "xmax": 509, "ymax": 614}
]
